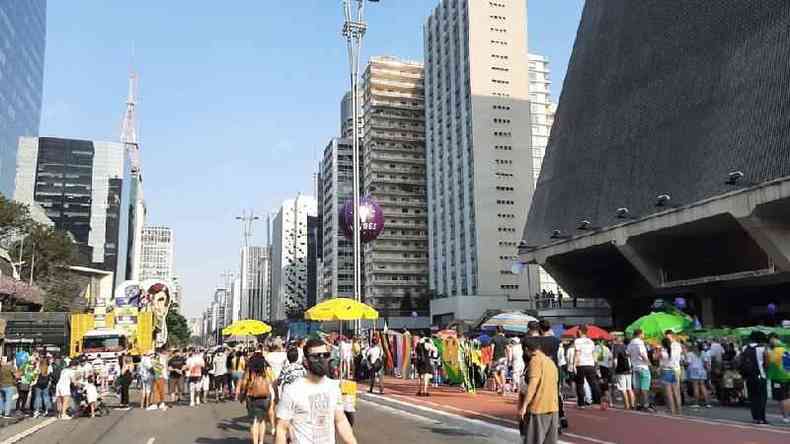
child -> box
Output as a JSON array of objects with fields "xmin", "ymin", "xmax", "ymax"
[{"xmin": 85, "ymin": 377, "xmax": 98, "ymax": 418}]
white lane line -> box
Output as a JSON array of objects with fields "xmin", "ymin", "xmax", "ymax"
[
  {"xmin": 0, "ymin": 417, "xmax": 58, "ymax": 444},
  {"xmin": 361, "ymin": 393, "xmax": 605, "ymax": 444},
  {"xmin": 146, "ymin": 438, "xmax": 155, "ymax": 444}
]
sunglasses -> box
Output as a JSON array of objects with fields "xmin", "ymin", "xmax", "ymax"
[{"xmin": 307, "ymin": 352, "xmax": 331, "ymax": 359}]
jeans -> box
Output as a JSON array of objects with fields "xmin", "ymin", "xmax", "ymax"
[
  {"xmin": 32, "ymin": 387, "xmax": 52, "ymax": 413},
  {"xmin": 0, "ymin": 386, "xmax": 17, "ymax": 417},
  {"xmin": 575, "ymin": 366, "xmax": 601, "ymax": 406}
]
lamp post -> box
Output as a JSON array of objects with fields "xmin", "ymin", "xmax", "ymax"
[{"xmin": 341, "ymin": 0, "xmax": 373, "ymax": 333}]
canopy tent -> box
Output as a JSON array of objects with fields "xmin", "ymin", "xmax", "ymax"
[
  {"xmin": 480, "ymin": 312, "xmax": 538, "ymax": 333},
  {"xmin": 222, "ymin": 319, "xmax": 272, "ymax": 337}
]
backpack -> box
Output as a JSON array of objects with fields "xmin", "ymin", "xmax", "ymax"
[
  {"xmin": 615, "ymin": 348, "xmax": 631, "ymax": 373},
  {"xmin": 738, "ymin": 346, "xmax": 759, "ymax": 379},
  {"xmin": 246, "ymin": 373, "xmax": 271, "ymax": 399}
]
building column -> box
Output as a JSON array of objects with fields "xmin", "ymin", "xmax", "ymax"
[
  {"xmin": 614, "ymin": 240, "xmax": 661, "ymax": 288},
  {"xmin": 700, "ymin": 294, "xmax": 716, "ymax": 328}
]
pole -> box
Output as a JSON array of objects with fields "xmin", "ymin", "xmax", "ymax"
[
  {"xmin": 342, "ymin": 0, "xmax": 368, "ymax": 336},
  {"xmin": 29, "ymin": 242, "xmax": 35, "ymax": 286}
]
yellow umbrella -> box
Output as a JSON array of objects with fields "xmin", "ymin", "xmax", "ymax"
[
  {"xmin": 304, "ymin": 298, "xmax": 379, "ymax": 321},
  {"xmin": 222, "ymin": 319, "xmax": 272, "ymax": 336}
]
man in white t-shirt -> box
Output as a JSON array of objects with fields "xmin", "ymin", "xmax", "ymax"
[
  {"xmin": 573, "ymin": 326, "xmax": 600, "ymax": 408},
  {"xmin": 365, "ymin": 338, "xmax": 384, "ymax": 394},
  {"xmin": 275, "ymin": 339, "xmax": 357, "ymax": 444},
  {"xmin": 626, "ymin": 329, "xmax": 653, "ymax": 411}
]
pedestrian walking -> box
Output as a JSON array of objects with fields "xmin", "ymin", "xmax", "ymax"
[
  {"xmin": 239, "ymin": 354, "xmax": 274, "ymax": 444},
  {"xmin": 117, "ymin": 356, "xmax": 133, "ymax": 409},
  {"xmin": 613, "ymin": 336, "xmax": 635, "ymax": 410},
  {"xmin": 275, "ymin": 339, "xmax": 358, "ymax": 444},
  {"xmin": 659, "ymin": 336, "xmax": 682, "ymax": 415},
  {"xmin": 415, "ymin": 337, "xmax": 435, "ymax": 397},
  {"xmin": 595, "ymin": 340, "xmax": 612, "ymax": 410},
  {"xmin": 365, "ymin": 337, "xmax": 384, "ymax": 394},
  {"xmin": 518, "ymin": 340, "xmax": 559, "ymax": 444},
  {"xmin": 168, "ymin": 350, "xmax": 186, "ymax": 404},
  {"xmin": 627, "ymin": 329, "xmax": 654, "ymax": 411},
  {"xmin": 17, "ymin": 355, "xmax": 35, "ymax": 413},
  {"xmin": 573, "ymin": 326, "xmax": 600, "ymax": 408},
  {"xmin": 55, "ymin": 359, "xmax": 77, "ymax": 420},
  {"xmin": 510, "ymin": 338, "xmax": 526, "ymax": 393},
  {"xmin": 230, "ymin": 351, "xmax": 246, "ymax": 400},
  {"xmin": 186, "ymin": 349, "xmax": 205, "ymax": 407},
  {"xmin": 766, "ymin": 333, "xmax": 790, "ymax": 424},
  {"xmin": 492, "ymin": 326, "xmax": 509, "ymax": 395},
  {"xmin": 213, "ymin": 347, "xmax": 229, "ymax": 402},
  {"xmin": 32, "ymin": 357, "xmax": 53, "ymax": 418},
  {"xmin": 739, "ymin": 331, "xmax": 769, "ymax": 424}
]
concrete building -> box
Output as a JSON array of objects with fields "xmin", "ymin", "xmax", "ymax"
[
  {"xmin": 0, "ymin": 1, "xmax": 46, "ymax": 197},
  {"xmin": 241, "ymin": 246, "xmax": 270, "ymax": 321},
  {"xmin": 526, "ymin": 53, "xmax": 563, "ymax": 298},
  {"xmin": 14, "ymin": 137, "xmax": 131, "ymax": 284},
  {"xmin": 318, "ymin": 138, "xmax": 354, "ymax": 301},
  {"xmin": 361, "ymin": 56, "xmax": 430, "ymax": 324},
  {"xmin": 340, "ymin": 91, "xmax": 363, "ymax": 140},
  {"xmin": 424, "ymin": 0, "xmax": 538, "ymax": 325},
  {"xmin": 521, "ymin": 0, "xmax": 790, "ymax": 328},
  {"xmin": 212, "ymin": 287, "xmax": 227, "ymax": 340},
  {"xmin": 271, "ymin": 195, "xmax": 317, "ymax": 321},
  {"xmin": 229, "ymin": 277, "xmax": 241, "ymax": 323},
  {"xmin": 139, "ymin": 225, "xmax": 174, "ymax": 284}
]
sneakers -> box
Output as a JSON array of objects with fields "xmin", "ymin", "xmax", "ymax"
[
  {"xmin": 60, "ymin": 414, "xmax": 72, "ymax": 420},
  {"xmin": 146, "ymin": 405, "xmax": 158, "ymax": 411},
  {"xmin": 159, "ymin": 403, "xmax": 168, "ymax": 411},
  {"xmin": 189, "ymin": 401, "xmax": 195, "ymax": 407},
  {"xmin": 33, "ymin": 411, "xmax": 40, "ymax": 418}
]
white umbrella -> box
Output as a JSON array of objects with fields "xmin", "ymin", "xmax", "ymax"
[{"xmin": 481, "ymin": 312, "xmax": 539, "ymax": 333}]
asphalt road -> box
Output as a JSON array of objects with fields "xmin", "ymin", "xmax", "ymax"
[{"xmin": 15, "ymin": 398, "xmax": 509, "ymax": 444}]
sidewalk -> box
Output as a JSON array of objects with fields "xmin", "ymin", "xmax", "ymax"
[{"xmin": 0, "ymin": 416, "xmax": 57, "ymax": 444}]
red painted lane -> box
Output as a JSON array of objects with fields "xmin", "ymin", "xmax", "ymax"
[{"xmin": 372, "ymin": 377, "xmax": 790, "ymax": 444}]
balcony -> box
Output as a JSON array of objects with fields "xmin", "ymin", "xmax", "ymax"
[
  {"xmin": 367, "ymin": 152, "xmax": 425, "ymax": 164},
  {"xmin": 368, "ymin": 255, "xmax": 428, "ymax": 264},
  {"xmin": 367, "ymin": 120, "xmax": 425, "ymax": 133},
  {"xmin": 377, "ymin": 232, "xmax": 428, "ymax": 241},
  {"xmin": 368, "ymin": 99, "xmax": 425, "ymax": 111},
  {"xmin": 369, "ymin": 176, "xmax": 425, "ymax": 186},
  {"xmin": 369, "ymin": 67, "xmax": 424, "ymax": 81},
  {"xmin": 369, "ymin": 77, "xmax": 424, "ymax": 91},
  {"xmin": 365, "ymin": 131, "xmax": 425, "ymax": 143}
]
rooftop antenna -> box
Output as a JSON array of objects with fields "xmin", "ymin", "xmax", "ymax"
[{"xmin": 121, "ymin": 43, "xmax": 141, "ymax": 176}]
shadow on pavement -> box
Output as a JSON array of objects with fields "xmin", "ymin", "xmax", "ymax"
[{"xmin": 425, "ymin": 426, "xmax": 486, "ymax": 438}]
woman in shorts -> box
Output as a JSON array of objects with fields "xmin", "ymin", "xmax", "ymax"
[
  {"xmin": 685, "ymin": 343, "xmax": 711, "ymax": 408},
  {"xmin": 659, "ymin": 338, "xmax": 682, "ymax": 415}
]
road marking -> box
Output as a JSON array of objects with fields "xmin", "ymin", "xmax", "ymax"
[
  {"xmin": 361, "ymin": 392, "xmax": 605, "ymax": 444},
  {"xmin": 146, "ymin": 438, "xmax": 155, "ymax": 444},
  {"xmin": 0, "ymin": 417, "xmax": 57, "ymax": 444}
]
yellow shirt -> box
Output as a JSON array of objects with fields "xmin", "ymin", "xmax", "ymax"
[{"xmin": 521, "ymin": 351, "xmax": 559, "ymax": 414}]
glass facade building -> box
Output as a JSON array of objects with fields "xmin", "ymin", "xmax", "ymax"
[
  {"xmin": 14, "ymin": 137, "xmax": 126, "ymax": 284},
  {"xmin": 0, "ymin": 1, "xmax": 47, "ymax": 197}
]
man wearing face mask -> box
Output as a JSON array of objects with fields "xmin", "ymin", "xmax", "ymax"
[{"xmin": 275, "ymin": 339, "xmax": 357, "ymax": 444}]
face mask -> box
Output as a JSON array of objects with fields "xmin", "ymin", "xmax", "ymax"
[{"xmin": 306, "ymin": 355, "xmax": 329, "ymax": 377}]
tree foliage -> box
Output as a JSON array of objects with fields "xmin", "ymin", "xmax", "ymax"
[
  {"xmin": 0, "ymin": 195, "xmax": 32, "ymax": 246},
  {"xmin": 167, "ymin": 310, "xmax": 191, "ymax": 347}
]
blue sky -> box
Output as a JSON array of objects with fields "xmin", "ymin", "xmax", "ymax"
[{"xmin": 40, "ymin": 0, "xmax": 584, "ymax": 318}]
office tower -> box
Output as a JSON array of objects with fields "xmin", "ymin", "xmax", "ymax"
[
  {"xmin": 306, "ymin": 215, "xmax": 321, "ymax": 308},
  {"xmin": 230, "ymin": 276, "xmax": 242, "ymax": 323},
  {"xmin": 0, "ymin": 1, "xmax": 46, "ymax": 197},
  {"xmin": 424, "ymin": 0, "xmax": 539, "ymax": 323},
  {"xmin": 361, "ymin": 56, "xmax": 429, "ymax": 314},
  {"xmin": 139, "ymin": 225, "xmax": 174, "ymax": 283},
  {"xmin": 241, "ymin": 246, "xmax": 270, "ymax": 321},
  {"xmin": 213, "ymin": 287, "xmax": 227, "ymax": 338},
  {"xmin": 318, "ymin": 138, "xmax": 354, "ymax": 301},
  {"xmin": 14, "ymin": 137, "xmax": 129, "ymax": 282},
  {"xmin": 340, "ymin": 91, "xmax": 362, "ymax": 139},
  {"xmin": 527, "ymin": 53, "xmax": 562, "ymax": 296},
  {"xmin": 271, "ymin": 195, "xmax": 317, "ymax": 321}
]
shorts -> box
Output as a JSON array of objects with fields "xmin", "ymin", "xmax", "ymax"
[
  {"xmin": 616, "ymin": 373, "xmax": 632, "ymax": 391},
  {"xmin": 55, "ymin": 385, "xmax": 69, "ymax": 398},
  {"xmin": 599, "ymin": 367, "xmax": 612, "ymax": 385},
  {"xmin": 495, "ymin": 358, "xmax": 508, "ymax": 373},
  {"xmin": 660, "ymin": 368, "xmax": 678, "ymax": 385},
  {"xmin": 632, "ymin": 367, "xmax": 651, "ymax": 391},
  {"xmin": 771, "ymin": 381, "xmax": 790, "ymax": 401},
  {"xmin": 687, "ymin": 367, "xmax": 707, "ymax": 381},
  {"xmin": 141, "ymin": 379, "xmax": 152, "ymax": 394},
  {"xmin": 246, "ymin": 397, "xmax": 271, "ymax": 421},
  {"xmin": 189, "ymin": 376, "xmax": 202, "ymax": 385},
  {"xmin": 168, "ymin": 377, "xmax": 182, "ymax": 393}
]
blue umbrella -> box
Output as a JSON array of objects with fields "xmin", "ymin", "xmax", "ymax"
[
  {"xmin": 477, "ymin": 334, "xmax": 492, "ymax": 345},
  {"xmin": 551, "ymin": 324, "xmax": 565, "ymax": 338}
]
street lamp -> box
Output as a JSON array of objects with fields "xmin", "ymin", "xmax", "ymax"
[{"xmin": 341, "ymin": 0, "xmax": 376, "ymax": 332}]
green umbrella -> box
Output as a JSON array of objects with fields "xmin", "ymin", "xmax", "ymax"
[{"xmin": 625, "ymin": 312, "xmax": 692, "ymax": 340}]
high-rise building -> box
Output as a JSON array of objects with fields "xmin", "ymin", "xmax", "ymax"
[
  {"xmin": 212, "ymin": 287, "xmax": 227, "ymax": 341},
  {"xmin": 229, "ymin": 276, "xmax": 242, "ymax": 323},
  {"xmin": 424, "ymin": 0, "xmax": 539, "ymax": 323},
  {"xmin": 271, "ymin": 195, "xmax": 317, "ymax": 321},
  {"xmin": 0, "ymin": 1, "xmax": 47, "ymax": 197},
  {"xmin": 318, "ymin": 137, "xmax": 354, "ymax": 301},
  {"xmin": 241, "ymin": 246, "xmax": 270, "ymax": 321},
  {"xmin": 306, "ymin": 215, "xmax": 321, "ymax": 309},
  {"xmin": 14, "ymin": 137, "xmax": 129, "ymax": 283},
  {"xmin": 139, "ymin": 225, "xmax": 174, "ymax": 284},
  {"xmin": 340, "ymin": 91, "xmax": 363, "ymax": 139},
  {"xmin": 361, "ymin": 56, "xmax": 430, "ymax": 315},
  {"xmin": 526, "ymin": 53, "xmax": 562, "ymax": 296}
]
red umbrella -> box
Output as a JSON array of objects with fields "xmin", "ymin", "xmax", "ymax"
[{"xmin": 562, "ymin": 325, "xmax": 612, "ymax": 341}]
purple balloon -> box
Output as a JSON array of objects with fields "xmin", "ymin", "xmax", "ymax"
[
  {"xmin": 768, "ymin": 303, "xmax": 777, "ymax": 315},
  {"xmin": 340, "ymin": 196, "xmax": 384, "ymax": 243},
  {"xmin": 674, "ymin": 297, "xmax": 687, "ymax": 310}
]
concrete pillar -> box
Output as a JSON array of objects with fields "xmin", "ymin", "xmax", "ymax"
[
  {"xmin": 700, "ymin": 294, "xmax": 716, "ymax": 328},
  {"xmin": 737, "ymin": 213, "xmax": 790, "ymax": 272}
]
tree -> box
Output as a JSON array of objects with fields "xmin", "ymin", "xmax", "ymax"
[
  {"xmin": 39, "ymin": 271, "xmax": 84, "ymax": 312},
  {"xmin": 166, "ymin": 310, "xmax": 191, "ymax": 347},
  {"xmin": 0, "ymin": 195, "xmax": 32, "ymax": 247}
]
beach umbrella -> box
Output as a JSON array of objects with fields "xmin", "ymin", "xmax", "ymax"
[
  {"xmin": 436, "ymin": 329, "xmax": 457, "ymax": 340},
  {"xmin": 562, "ymin": 325, "xmax": 612, "ymax": 341},
  {"xmin": 477, "ymin": 334, "xmax": 492, "ymax": 345},
  {"xmin": 481, "ymin": 312, "xmax": 538, "ymax": 333},
  {"xmin": 222, "ymin": 319, "xmax": 272, "ymax": 336},
  {"xmin": 625, "ymin": 312, "xmax": 692, "ymax": 340},
  {"xmin": 304, "ymin": 297, "xmax": 379, "ymax": 321}
]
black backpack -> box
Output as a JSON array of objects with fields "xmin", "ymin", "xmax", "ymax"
[
  {"xmin": 737, "ymin": 346, "xmax": 759, "ymax": 379},
  {"xmin": 615, "ymin": 349, "xmax": 631, "ymax": 374}
]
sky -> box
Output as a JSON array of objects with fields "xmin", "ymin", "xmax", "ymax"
[{"xmin": 39, "ymin": 0, "xmax": 584, "ymax": 318}]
